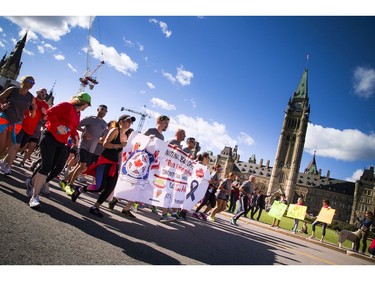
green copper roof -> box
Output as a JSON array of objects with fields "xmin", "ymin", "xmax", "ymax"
[{"xmin": 293, "ymin": 68, "xmax": 308, "ymax": 99}]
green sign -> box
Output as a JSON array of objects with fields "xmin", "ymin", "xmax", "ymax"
[
  {"xmin": 286, "ymin": 204, "xmax": 307, "ymax": 220},
  {"xmin": 268, "ymin": 201, "xmax": 288, "ymax": 220}
]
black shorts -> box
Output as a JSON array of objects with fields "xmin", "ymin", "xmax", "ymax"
[
  {"xmin": 16, "ymin": 129, "xmax": 31, "ymax": 148},
  {"xmin": 78, "ymin": 148, "xmax": 94, "ymax": 166},
  {"xmin": 201, "ymin": 189, "xmax": 217, "ymax": 208},
  {"xmin": 28, "ymin": 137, "xmax": 39, "ymax": 144}
]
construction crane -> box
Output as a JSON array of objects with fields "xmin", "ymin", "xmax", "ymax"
[
  {"xmin": 120, "ymin": 106, "xmax": 151, "ymax": 133},
  {"xmin": 78, "ymin": 16, "xmax": 104, "ymax": 92}
]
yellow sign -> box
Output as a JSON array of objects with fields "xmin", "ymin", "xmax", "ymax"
[
  {"xmin": 286, "ymin": 204, "xmax": 307, "ymax": 220},
  {"xmin": 316, "ymin": 207, "xmax": 336, "ymax": 224},
  {"xmin": 268, "ymin": 201, "xmax": 288, "ymax": 220}
]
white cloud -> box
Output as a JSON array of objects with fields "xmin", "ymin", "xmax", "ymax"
[
  {"xmin": 54, "ymin": 54, "xmax": 65, "ymax": 60},
  {"xmin": 37, "ymin": 45, "xmax": 44, "ymax": 54},
  {"xmin": 44, "ymin": 43, "xmax": 56, "ymax": 51},
  {"xmin": 305, "ymin": 123, "xmax": 375, "ymax": 161},
  {"xmin": 162, "ymin": 66, "xmax": 194, "ymax": 86},
  {"xmin": 237, "ymin": 132, "xmax": 255, "ymax": 146},
  {"xmin": 172, "ymin": 114, "xmax": 237, "ymax": 153},
  {"xmin": 149, "ymin": 18, "xmax": 172, "ymax": 38},
  {"xmin": 0, "ymin": 41, "xmax": 5, "ymax": 48},
  {"xmin": 150, "ymin": 97, "xmax": 176, "ymax": 111},
  {"xmin": 345, "ymin": 169, "xmax": 363, "ymax": 182},
  {"xmin": 23, "ymin": 49, "xmax": 34, "ymax": 56},
  {"xmin": 190, "ymin": 98, "xmax": 196, "ymax": 109},
  {"xmin": 147, "ymin": 82, "xmax": 155, "ymax": 89},
  {"xmin": 0, "ymin": 27, "xmax": 3, "ymax": 32},
  {"xmin": 176, "ymin": 66, "xmax": 193, "ymax": 86},
  {"xmin": 162, "ymin": 70, "xmax": 176, "ymax": 83},
  {"xmin": 88, "ymin": 36, "xmax": 137, "ymax": 76},
  {"xmin": 352, "ymin": 66, "xmax": 375, "ymax": 99},
  {"xmin": 6, "ymin": 16, "xmax": 90, "ymax": 41},
  {"xmin": 67, "ymin": 63, "xmax": 77, "ymax": 72}
]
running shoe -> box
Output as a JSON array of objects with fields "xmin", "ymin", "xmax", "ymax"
[
  {"xmin": 2, "ymin": 164, "xmax": 11, "ymax": 175},
  {"xmin": 192, "ymin": 212, "xmax": 200, "ymax": 219},
  {"xmin": 59, "ymin": 180, "xmax": 67, "ymax": 192},
  {"xmin": 29, "ymin": 195, "xmax": 41, "ymax": 208},
  {"xmin": 122, "ymin": 209, "xmax": 136, "ymax": 218},
  {"xmin": 207, "ymin": 216, "xmax": 215, "ymax": 222},
  {"xmin": 151, "ymin": 205, "xmax": 158, "ymax": 214},
  {"xmin": 18, "ymin": 162, "xmax": 25, "ymax": 168},
  {"xmin": 160, "ymin": 214, "xmax": 176, "ymax": 223},
  {"xmin": 230, "ymin": 218, "xmax": 238, "ymax": 225},
  {"xmin": 171, "ymin": 213, "xmax": 182, "ymax": 221},
  {"xmin": 71, "ymin": 188, "xmax": 81, "ymax": 202},
  {"xmin": 199, "ymin": 212, "xmax": 208, "ymax": 221},
  {"xmin": 108, "ymin": 197, "xmax": 118, "ymax": 210},
  {"xmin": 89, "ymin": 206, "xmax": 103, "ymax": 218},
  {"xmin": 65, "ymin": 185, "xmax": 75, "ymax": 196},
  {"xmin": 25, "ymin": 178, "xmax": 34, "ymax": 197}
]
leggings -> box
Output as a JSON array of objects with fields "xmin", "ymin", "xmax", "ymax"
[
  {"xmin": 34, "ymin": 130, "xmax": 68, "ymax": 180},
  {"xmin": 94, "ymin": 163, "xmax": 119, "ymax": 205}
]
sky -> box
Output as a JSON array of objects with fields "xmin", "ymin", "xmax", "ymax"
[{"xmin": 1, "ymin": 2, "xmax": 375, "ymax": 184}]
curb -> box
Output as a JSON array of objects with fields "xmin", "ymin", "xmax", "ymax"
[{"xmin": 219, "ymin": 210, "xmax": 375, "ymax": 263}]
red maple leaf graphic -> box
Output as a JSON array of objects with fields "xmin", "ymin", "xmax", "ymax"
[
  {"xmin": 196, "ymin": 168, "xmax": 204, "ymax": 178},
  {"xmin": 134, "ymin": 158, "xmax": 144, "ymax": 167}
]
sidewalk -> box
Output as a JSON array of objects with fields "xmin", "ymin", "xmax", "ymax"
[{"xmin": 218, "ymin": 210, "xmax": 375, "ymax": 263}]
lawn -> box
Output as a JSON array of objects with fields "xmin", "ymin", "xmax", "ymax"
[{"xmin": 226, "ymin": 208, "xmax": 372, "ymax": 255}]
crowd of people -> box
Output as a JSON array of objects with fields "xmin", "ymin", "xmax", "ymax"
[{"xmin": 1, "ymin": 76, "xmax": 374, "ymax": 258}]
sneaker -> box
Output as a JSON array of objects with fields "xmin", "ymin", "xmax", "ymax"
[
  {"xmin": 77, "ymin": 176, "xmax": 87, "ymax": 183},
  {"xmin": 207, "ymin": 216, "xmax": 215, "ymax": 222},
  {"xmin": 41, "ymin": 182, "xmax": 50, "ymax": 196},
  {"xmin": 2, "ymin": 164, "xmax": 11, "ymax": 175},
  {"xmin": 151, "ymin": 205, "xmax": 158, "ymax": 214},
  {"xmin": 230, "ymin": 218, "xmax": 238, "ymax": 225},
  {"xmin": 59, "ymin": 180, "xmax": 67, "ymax": 192},
  {"xmin": 108, "ymin": 197, "xmax": 118, "ymax": 210},
  {"xmin": 71, "ymin": 188, "xmax": 81, "ymax": 202},
  {"xmin": 309, "ymin": 235, "xmax": 315, "ymax": 239},
  {"xmin": 192, "ymin": 212, "xmax": 200, "ymax": 219},
  {"xmin": 29, "ymin": 196, "xmax": 41, "ymax": 208},
  {"xmin": 199, "ymin": 212, "xmax": 208, "ymax": 221},
  {"xmin": 122, "ymin": 209, "xmax": 136, "ymax": 218},
  {"xmin": 65, "ymin": 185, "xmax": 75, "ymax": 196},
  {"xmin": 160, "ymin": 214, "xmax": 176, "ymax": 223},
  {"xmin": 171, "ymin": 213, "xmax": 182, "ymax": 221},
  {"xmin": 25, "ymin": 178, "xmax": 34, "ymax": 197},
  {"xmin": 291, "ymin": 231, "xmax": 296, "ymax": 234},
  {"xmin": 89, "ymin": 206, "xmax": 103, "ymax": 218}
]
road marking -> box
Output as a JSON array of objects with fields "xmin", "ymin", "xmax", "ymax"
[{"xmin": 268, "ymin": 241, "xmax": 337, "ymax": 265}]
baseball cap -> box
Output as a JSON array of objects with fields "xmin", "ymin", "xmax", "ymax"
[
  {"xmin": 76, "ymin": 92, "xmax": 91, "ymax": 106},
  {"xmin": 119, "ymin": 114, "xmax": 136, "ymax": 122}
]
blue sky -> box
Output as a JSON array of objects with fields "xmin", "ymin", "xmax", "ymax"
[{"xmin": 1, "ymin": 4, "xmax": 375, "ymax": 183}]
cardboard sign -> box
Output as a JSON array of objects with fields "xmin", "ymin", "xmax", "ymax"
[
  {"xmin": 268, "ymin": 201, "xmax": 288, "ymax": 220},
  {"xmin": 316, "ymin": 207, "xmax": 336, "ymax": 224},
  {"xmin": 286, "ymin": 204, "xmax": 307, "ymax": 220}
]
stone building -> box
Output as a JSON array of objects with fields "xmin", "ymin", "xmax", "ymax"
[
  {"xmin": 207, "ymin": 68, "xmax": 374, "ymax": 224},
  {"xmin": 0, "ymin": 31, "xmax": 55, "ymax": 106}
]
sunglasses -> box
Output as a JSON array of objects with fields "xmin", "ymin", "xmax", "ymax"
[
  {"xmin": 26, "ymin": 79, "xmax": 35, "ymax": 85},
  {"xmin": 159, "ymin": 116, "xmax": 170, "ymax": 121}
]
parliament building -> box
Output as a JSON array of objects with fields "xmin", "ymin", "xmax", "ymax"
[{"xmin": 208, "ymin": 68, "xmax": 375, "ymax": 224}]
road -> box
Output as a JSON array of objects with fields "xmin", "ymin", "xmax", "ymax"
[{"xmin": 1, "ymin": 159, "xmax": 374, "ymax": 268}]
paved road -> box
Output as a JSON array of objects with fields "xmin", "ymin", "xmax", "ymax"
[{"xmin": 1, "ymin": 159, "xmax": 374, "ymax": 266}]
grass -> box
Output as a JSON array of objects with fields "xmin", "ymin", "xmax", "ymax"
[{"xmin": 226, "ymin": 207, "xmax": 372, "ymax": 255}]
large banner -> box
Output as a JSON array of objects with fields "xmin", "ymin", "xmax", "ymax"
[
  {"xmin": 268, "ymin": 201, "xmax": 288, "ymax": 220},
  {"xmin": 286, "ymin": 204, "xmax": 307, "ymax": 220},
  {"xmin": 113, "ymin": 132, "xmax": 210, "ymax": 210},
  {"xmin": 316, "ymin": 207, "xmax": 336, "ymax": 224}
]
